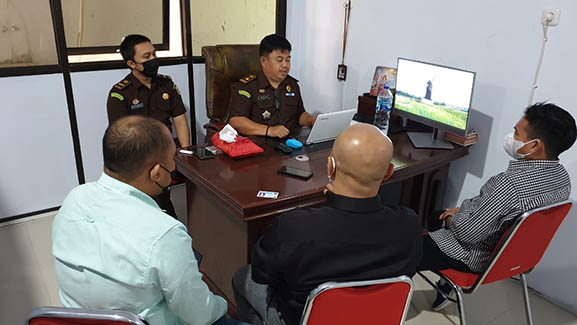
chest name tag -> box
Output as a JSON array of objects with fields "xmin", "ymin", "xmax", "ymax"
[
  {"xmin": 285, "ymin": 92, "xmax": 296, "ymax": 97},
  {"xmin": 258, "ymin": 95, "xmax": 271, "ymax": 101},
  {"xmin": 131, "ymin": 103, "xmax": 145, "ymax": 110}
]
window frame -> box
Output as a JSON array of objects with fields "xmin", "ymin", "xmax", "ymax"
[{"xmin": 0, "ymin": 0, "xmax": 287, "ymax": 221}]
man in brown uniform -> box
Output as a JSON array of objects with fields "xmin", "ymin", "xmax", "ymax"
[
  {"xmin": 229, "ymin": 34, "xmax": 316, "ymax": 138},
  {"xmin": 106, "ymin": 34, "xmax": 191, "ymax": 218}
]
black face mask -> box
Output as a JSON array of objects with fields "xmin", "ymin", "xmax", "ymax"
[
  {"xmin": 152, "ymin": 163, "xmax": 173, "ymax": 193},
  {"xmin": 136, "ymin": 58, "xmax": 159, "ymax": 77}
]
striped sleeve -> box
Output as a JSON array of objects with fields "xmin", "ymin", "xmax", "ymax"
[{"xmin": 449, "ymin": 174, "xmax": 520, "ymax": 244}]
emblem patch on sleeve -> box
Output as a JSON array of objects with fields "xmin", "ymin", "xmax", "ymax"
[
  {"xmin": 110, "ymin": 92, "xmax": 124, "ymax": 101},
  {"xmin": 238, "ymin": 90, "xmax": 252, "ymax": 99}
]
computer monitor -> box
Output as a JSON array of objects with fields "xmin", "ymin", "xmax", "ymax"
[{"xmin": 394, "ymin": 58, "xmax": 476, "ymax": 149}]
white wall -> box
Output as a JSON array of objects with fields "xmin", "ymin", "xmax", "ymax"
[
  {"xmin": 0, "ymin": 63, "xmax": 203, "ymax": 219},
  {"xmin": 287, "ymin": 0, "xmax": 577, "ymax": 314},
  {"xmin": 0, "ymin": 74, "xmax": 79, "ymax": 218},
  {"xmin": 190, "ymin": 0, "xmax": 276, "ymax": 55},
  {"xmin": 72, "ymin": 69, "xmax": 127, "ymax": 182},
  {"xmin": 193, "ymin": 64, "xmax": 210, "ymax": 142}
]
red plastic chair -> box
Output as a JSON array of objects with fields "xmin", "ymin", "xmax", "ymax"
[
  {"xmin": 419, "ymin": 200, "xmax": 573, "ymax": 325},
  {"xmin": 299, "ymin": 275, "xmax": 414, "ymax": 325},
  {"xmin": 26, "ymin": 307, "xmax": 149, "ymax": 325}
]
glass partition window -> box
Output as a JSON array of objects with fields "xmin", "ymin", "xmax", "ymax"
[
  {"xmin": 62, "ymin": 0, "xmax": 167, "ymax": 54},
  {"xmin": 0, "ymin": 0, "xmax": 58, "ymax": 67},
  {"xmin": 191, "ymin": 0, "xmax": 276, "ymax": 55}
]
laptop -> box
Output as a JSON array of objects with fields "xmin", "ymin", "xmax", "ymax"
[{"xmin": 294, "ymin": 109, "xmax": 356, "ymax": 145}]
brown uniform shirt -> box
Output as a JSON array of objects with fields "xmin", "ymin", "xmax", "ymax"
[
  {"xmin": 106, "ymin": 73, "xmax": 186, "ymax": 129},
  {"xmin": 229, "ymin": 71, "xmax": 306, "ymax": 133}
]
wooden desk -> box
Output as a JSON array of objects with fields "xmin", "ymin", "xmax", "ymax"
[{"xmin": 175, "ymin": 132, "xmax": 469, "ymax": 299}]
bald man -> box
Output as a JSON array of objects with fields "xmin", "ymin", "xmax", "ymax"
[{"xmin": 232, "ymin": 124, "xmax": 423, "ymax": 325}]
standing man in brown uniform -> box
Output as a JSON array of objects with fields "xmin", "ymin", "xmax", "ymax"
[
  {"xmin": 228, "ymin": 34, "xmax": 316, "ymax": 138},
  {"xmin": 106, "ymin": 34, "xmax": 191, "ymax": 218}
]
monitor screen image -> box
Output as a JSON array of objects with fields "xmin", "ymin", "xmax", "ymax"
[{"xmin": 394, "ymin": 58, "xmax": 475, "ymax": 134}]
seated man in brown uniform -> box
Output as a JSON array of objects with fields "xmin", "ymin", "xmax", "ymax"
[
  {"xmin": 228, "ymin": 34, "xmax": 316, "ymax": 138},
  {"xmin": 106, "ymin": 34, "xmax": 191, "ymax": 218},
  {"xmin": 232, "ymin": 124, "xmax": 423, "ymax": 325}
]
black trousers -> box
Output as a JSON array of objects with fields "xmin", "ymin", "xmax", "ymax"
[{"xmin": 417, "ymin": 210, "xmax": 473, "ymax": 273}]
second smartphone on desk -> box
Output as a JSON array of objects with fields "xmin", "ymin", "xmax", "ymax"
[{"xmin": 277, "ymin": 166, "xmax": 313, "ymax": 180}]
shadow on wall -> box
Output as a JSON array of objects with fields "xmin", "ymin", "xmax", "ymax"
[{"xmin": 444, "ymin": 82, "xmax": 506, "ymax": 205}]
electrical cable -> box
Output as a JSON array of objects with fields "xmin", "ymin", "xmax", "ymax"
[
  {"xmin": 528, "ymin": 18, "xmax": 551, "ymax": 105},
  {"xmin": 341, "ymin": 0, "xmax": 351, "ymax": 65}
]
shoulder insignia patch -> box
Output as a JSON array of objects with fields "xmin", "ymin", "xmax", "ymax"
[
  {"xmin": 173, "ymin": 83, "xmax": 181, "ymax": 95},
  {"xmin": 157, "ymin": 74, "xmax": 172, "ymax": 80},
  {"xmin": 113, "ymin": 79, "xmax": 131, "ymax": 90},
  {"xmin": 239, "ymin": 74, "xmax": 256, "ymax": 84},
  {"xmin": 238, "ymin": 90, "xmax": 252, "ymax": 99},
  {"xmin": 110, "ymin": 92, "xmax": 124, "ymax": 101}
]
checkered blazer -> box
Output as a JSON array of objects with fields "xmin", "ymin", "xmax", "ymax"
[{"xmin": 429, "ymin": 159, "xmax": 571, "ymax": 272}]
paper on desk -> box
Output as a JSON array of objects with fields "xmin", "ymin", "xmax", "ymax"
[{"xmin": 219, "ymin": 124, "xmax": 238, "ymax": 143}]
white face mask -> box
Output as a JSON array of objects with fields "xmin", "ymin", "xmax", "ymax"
[{"xmin": 503, "ymin": 132, "xmax": 537, "ymax": 159}]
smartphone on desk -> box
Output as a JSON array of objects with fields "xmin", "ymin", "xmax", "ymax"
[
  {"xmin": 277, "ymin": 166, "xmax": 313, "ymax": 180},
  {"xmin": 192, "ymin": 148, "xmax": 215, "ymax": 160}
]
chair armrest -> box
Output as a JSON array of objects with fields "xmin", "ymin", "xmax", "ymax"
[{"xmin": 203, "ymin": 121, "xmax": 224, "ymax": 132}]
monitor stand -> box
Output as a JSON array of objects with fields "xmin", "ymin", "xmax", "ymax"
[{"xmin": 407, "ymin": 128, "xmax": 454, "ymax": 149}]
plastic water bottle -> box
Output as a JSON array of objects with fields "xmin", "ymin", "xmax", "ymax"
[{"xmin": 375, "ymin": 86, "xmax": 393, "ymax": 134}]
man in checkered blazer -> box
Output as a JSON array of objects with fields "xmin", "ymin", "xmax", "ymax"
[{"xmin": 418, "ymin": 102, "xmax": 576, "ymax": 311}]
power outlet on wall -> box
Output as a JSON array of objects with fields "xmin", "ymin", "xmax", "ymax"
[{"xmin": 542, "ymin": 9, "xmax": 560, "ymax": 26}]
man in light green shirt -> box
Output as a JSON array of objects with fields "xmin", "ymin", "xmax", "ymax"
[{"xmin": 52, "ymin": 116, "xmax": 229, "ymax": 325}]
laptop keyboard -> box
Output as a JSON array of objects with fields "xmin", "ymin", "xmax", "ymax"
[{"xmin": 291, "ymin": 128, "xmax": 312, "ymax": 144}]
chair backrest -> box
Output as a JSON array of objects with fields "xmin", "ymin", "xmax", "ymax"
[
  {"xmin": 299, "ymin": 276, "xmax": 414, "ymax": 325},
  {"xmin": 27, "ymin": 307, "xmax": 149, "ymax": 325},
  {"xmin": 202, "ymin": 45, "xmax": 260, "ymax": 124},
  {"xmin": 476, "ymin": 200, "xmax": 573, "ymax": 287}
]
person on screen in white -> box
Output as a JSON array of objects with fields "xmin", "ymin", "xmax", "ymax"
[
  {"xmin": 52, "ymin": 116, "xmax": 247, "ymax": 325},
  {"xmin": 418, "ymin": 102, "xmax": 576, "ymax": 312}
]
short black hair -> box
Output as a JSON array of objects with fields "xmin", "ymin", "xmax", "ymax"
[
  {"xmin": 103, "ymin": 116, "xmax": 172, "ymax": 180},
  {"xmin": 259, "ymin": 34, "xmax": 292, "ymax": 57},
  {"xmin": 524, "ymin": 102, "xmax": 576, "ymax": 159},
  {"xmin": 119, "ymin": 34, "xmax": 151, "ymax": 63}
]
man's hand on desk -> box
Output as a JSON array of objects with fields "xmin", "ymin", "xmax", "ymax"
[{"xmin": 267, "ymin": 125, "xmax": 290, "ymax": 138}]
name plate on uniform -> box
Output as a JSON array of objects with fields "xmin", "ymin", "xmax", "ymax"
[{"xmin": 131, "ymin": 103, "xmax": 145, "ymax": 110}]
